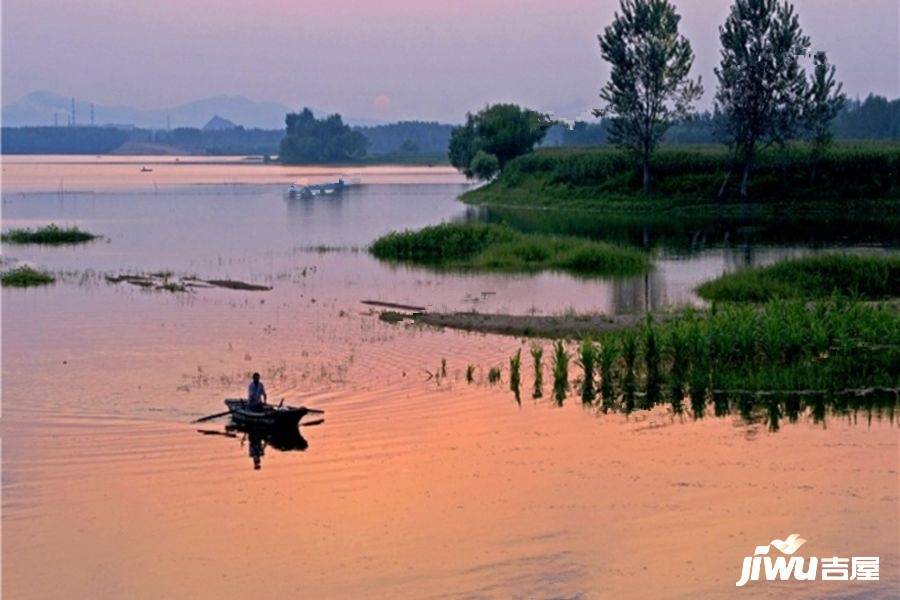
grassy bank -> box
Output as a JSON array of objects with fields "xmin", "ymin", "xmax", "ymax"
[
  {"xmin": 464, "ymin": 143, "xmax": 900, "ymax": 211},
  {"xmin": 697, "ymin": 254, "xmax": 900, "ymax": 302},
  {"xmin": 1, "ymin": 266, "xmax": 56, "ymax": 287},
  {"xmin": 370, "ymin": 222, "xmax": 651, "ymax": 276},
  {"xmin": 2, "ymin": 224, "xmax": 98, "ymax": 245}
]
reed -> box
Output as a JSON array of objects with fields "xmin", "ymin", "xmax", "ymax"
[
  {"xmin": 509, "ymin": 349, "xmax": 522, "ymax": 402},
  {"xmin": 531, "ymin": 344, "xmax": 544, "ymax": 399},
  {"xmin": 2, "ymin": 224, "xmax": 97, "ymax": 245},
  {"xmin": 552, "ymin": 340, "xmax": 569, "ymax": 404},
  {"xmin": 621, "ymin": 331, "xmax": 638, "ymax": 413},
  {"xmin": 488, "ymin": 366, "xmax": 502, "ymax": 385},
  {"xmin": 466, "ymin": 364, "xmax": 475, "ymax": 383},
  {"xmin": 578, "ymin": 337, "xmax": 597, "ymax": 403},
  {"xmin": 643, "ymin": 317, "xmax": 661, "ymax": 408},
  {"xmin": 666, "ymin": 327, "xmax": 688, "ymax": 414},
  {"xmin": 599, "ymin": 341, "xmax": 618, "ymax": 411}
]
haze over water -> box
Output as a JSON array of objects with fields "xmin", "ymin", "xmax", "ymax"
[{"xmin": 1, "ymin": 157, "xmax": 897, "ymax": 598}]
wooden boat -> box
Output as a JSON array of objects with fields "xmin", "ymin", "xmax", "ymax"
[{"xmin": 225, "ymin": 398, "xmax": 310, "ymax": 428}]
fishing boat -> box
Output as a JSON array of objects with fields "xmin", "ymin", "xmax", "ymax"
[{"xmin": 224, "ymin": 398, "xmax": 313, "ymax": 428}]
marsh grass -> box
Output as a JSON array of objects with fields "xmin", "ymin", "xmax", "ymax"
[
  {"xmin": 1, "ymin": 266, "xmax": 55, "ymax": 287},
  {"xmin": 643, "ymin": 318, "xmax": 661, "ymax": 408},
  {"xmin": 552, "ymin": 341, "xmax": 569, "ymax": 405},
  {"xmin": 2, "ymin": 224, "xmax": 98, "ymax": 245},
  {"xmin": 621, "ymin": 331, "xmax": 638, "ymax": 413},
  {"xmin": 509, "ymin": 349, "xmax": 522, "ymax": 403},
  {"xmin": 578, "ymin": 338, "xmax": 597, "ymax": 403},
  {"xmin": 371, "ymin": 222, "xmax": 650, "ymax": 277},
  {"xmin": 529, "ymin": 344, "xmax": 544, "ymax": 399},
  {"xmin": 488, "ymin": 366, "xmax": 502, "ymax": 385},
  {"xmin": 599, "ymin": 342, "xmax": 617, "ymax": 411},
  {"xmin": 696, "ymin": 253, "xmax": 900, "ymax": 302},
  {"xmin": 466, "ymin": 364, "xmax": 475, "ymax": 383}
]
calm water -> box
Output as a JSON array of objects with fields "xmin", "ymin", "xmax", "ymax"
[{"xmin": 2, "ymin": 156, "xmax": 897, "ymax": 599}]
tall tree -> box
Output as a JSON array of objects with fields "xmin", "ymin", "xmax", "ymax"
[
  {"xmin": 279, "ymin": 108, "xmax": 368, "ymax": 164},
  {"xmin": 714, "ymin": 0, "xmax": 810, "ymax": 198},
  {"xmin": 448, "ymin": 104, "xmax": 552, "ymax": 180},
  {"xmin": 805, "ymin": 50, "xmax": 845, "ymax": 177},
  {"xmin": 594, "ymin": 0, "xmax": 702, "ymax": 194}
]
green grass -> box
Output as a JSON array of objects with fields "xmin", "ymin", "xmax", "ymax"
[
  {"xmin": 371, "ymin": 222, "xmax": 651, "ymax": 277},
  {"xmin": 1, "ymin": 266, "xmax": 55, "ymax": 287},
  {"xmin": 696, "ymin": 254, "xmax": 900, "ymax": 302},
  {"xmin": 597, "ymin": 300, "xmax": 899, "ymax": 401},
  {"xmin": 2, "ymin": 224, "xmax": 98, "ymax": 245},
  {"xmin": 463, "ymin": 142, "xmax": 900, "ymax": 210}
]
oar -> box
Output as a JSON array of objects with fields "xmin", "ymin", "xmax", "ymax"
[{"xmin": 192, "ymin": 409, "xmax": 232, "ymax": 423}]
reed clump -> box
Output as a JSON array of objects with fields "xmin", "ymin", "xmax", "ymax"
[
  {"xmin": 2, "ymin": 224, "xmax": 98, "ymax": 245},
  {"xmin": 552, "ymin": 340, "xmax": 569, "ymax": 404},
  {"xmin": 1, "ymin": 266, "xmax": 55, "ymax": 287},
  {"xmin": 531, "ymin": 344, "xmax": 544, "ymax": 399}
]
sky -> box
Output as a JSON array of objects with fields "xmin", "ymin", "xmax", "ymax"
[{"xmin": 3, "ymin": 0, "xmax": 898, "ymax": 122}]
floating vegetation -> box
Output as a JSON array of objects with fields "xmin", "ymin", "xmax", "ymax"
[
  {"xmin": 466, "ymin": 364, "xmax": 475, "ymax": 383},
  {"xmin": 371, "ymin": 222, "xmax": 651, "ymax": 277},
  {"xmin": 487, "ymin": 366, "xmax": 502, "ymax": 385},
  {"xmin": 578, "ymin": 337, "xmax": 597, "ymax": 403},
  {"xmin": 696, "ymin": 253, "xmax": 900, "ymax": 302},
  {"xmin": 1, "ymin": 224, "xmax": 98, "ymax": 245},
  {"xmin": 552, "ymin": 341, "xmax": 569, "ymax": 405},
  {"xmin": 1, "ymin": 266, "xmax": 55, "ymax": 287},
  {"xmin": 531, "ymin": 344, "xmax": 544, "ymax": 399},
  {"xmin": 509, "ymin": 349, "xmax": 522, "ymax": 403},
  {"xmin": 203, "ymin": 279, "xmax": 272, "ymax": 291}
]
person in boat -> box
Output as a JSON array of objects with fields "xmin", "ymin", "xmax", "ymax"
[{"xmin": 247, "ymin": 372, "xmax": 267, "ymax": 410}]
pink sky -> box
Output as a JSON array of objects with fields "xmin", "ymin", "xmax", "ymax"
[{"xmin": 3, "ymin": 0, "xmax": 898, "ymax": 121}]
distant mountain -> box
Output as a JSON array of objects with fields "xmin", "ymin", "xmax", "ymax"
[
  {"xmin": 203, "ymin": 115, "xmax": 238, "ymax": 131},
  {"xmin": 2, "ymin": 91, "xmax": 384, "ymax": 130}
]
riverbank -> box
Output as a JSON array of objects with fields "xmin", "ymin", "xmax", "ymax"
[{"xmin": 463, "ymin": 143, "xmax": 900, "ymax": 211}]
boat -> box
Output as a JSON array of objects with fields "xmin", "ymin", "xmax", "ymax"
[
  {"xmin": 140, "ymin": 166, "xmax": 153, "ymax": 172},
  {"xmin": 224, "ymin": 398, "xmax": 312, "ymax": 428}
]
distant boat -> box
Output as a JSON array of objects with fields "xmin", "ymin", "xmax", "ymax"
[
  {"xmin": 140, "ymin": 166, "xmax": 153, "ymax": 172},
  {"xmin": 287, "ymin": 178, "xmax": 347, "ymax": 199}
]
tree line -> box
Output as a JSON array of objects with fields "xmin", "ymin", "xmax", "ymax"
[{"xmin": 449, "ymin": 0, "xmax": 892, "ymax": 199}]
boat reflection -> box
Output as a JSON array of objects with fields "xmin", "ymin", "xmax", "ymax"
[{"xmin": 198, "ymin": 419, "xmax": 323, "ymax": 470}]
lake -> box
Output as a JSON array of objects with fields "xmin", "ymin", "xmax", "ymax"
[{"xmin": 2, "ymin": 156, "xmax": 897, "ymax": 598}]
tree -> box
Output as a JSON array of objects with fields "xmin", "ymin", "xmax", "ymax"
[
  {"xmin": 594, "ymin": 0, "xmax": 702, "ymax": 193},
  {"xmin": 805, "ymin": 50, "xmax": 845, "ymax": 176},
  {"xmin": 279, "ymin": 108, "xmax": 368, "ymax": 164},
  {"xmin": 714, "ymin": 0, "xmax": 811, "ymax": 198},
  {"xmin": 448, "ymin": 104, "xmax": 553, "ymax": 180}
]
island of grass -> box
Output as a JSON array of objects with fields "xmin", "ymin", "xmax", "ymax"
[
  {"xmin": 1, "ymin": 224, "xmax": 98, "ymax": 245},
  {"xmin": 463, "ymin": 143, "xmax": 900, "ymax": 213},
  {"xmin": 1, "ymin": 266, "xmax": 56, "ymax": 288},
  {"xmin": 696, "ymin": 253, "xmax": 900, "ymax": 302},
  {"xmin": 370, "ymin": 222, "xmax": 650, "ymax": 276}
]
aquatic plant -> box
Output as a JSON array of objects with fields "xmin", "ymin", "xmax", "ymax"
[
  {"xmin": 666, "ymin": 327, "xmax": 688, "ymax": 414},
  {"xmin": 441, "ymin": 358, "xmax": 447, "ymax": 378},
  {"xmin": 1, "ymin": 224, "xmax": 97, "ymax": 245},
  {"xmin": 509, "ymin": 349, "xmax": 522, "ymax": 403},
  {"xmin": 1, "ymin": 266, "xmax": 55, "ymax": 287},
  {"xmin": 552, "ymin": 340, "xmax": 569, "ymax": 404},
  {"xmin": 696, "ymin": 253, "xmax": 900, "ymax": 302},
  {"xmin": 531, "ymin": 344, "xmax": 544, "ymax": 399},
  {"xmin": 643, "ymin": 317, "xmax": 661, "ymax": 408},
  {"xmin": 371, "ymin": 222, "xmax": 651, "ymax": 277},
  {"xmin": 620, "ymin": 331, "xmax": 638, "ymax": 413},
  {"xmin": 578, "ymin": 337, "xmax": 597, "ymax": 403},
  {"xmin": 598, "ymin": 341, "xmax": 618, "ymax": 411},
  {"xmin": 487, "ymin": 366, "xmax": 502, "ymax": 385},
  {"xmin": 466, "ymin": 364, "xmax": 475, "ymax": 383}
]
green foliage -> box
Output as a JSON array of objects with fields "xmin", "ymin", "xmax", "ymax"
[
  {"xmin": 463, "ymin": 144, "xmax": 900, "ymax": 209},
  {"xmin": 696, "ymin": 254, "xmax": 900, "ymax": 302},
  {"xmin": 714, "ymin": 0, "xmax": 819, "ymax": 197},
  {"xmin": 578, "ymin": 338, "xmax": 598, "ymax": 402},
  {"xmin": 806, "ymin": 51, "xmax": 845, "ymax": 158},
  {"xmin": 595, "ymin": 0, "xmax": 702, "ymax": 192},
  {"xmin": 552, "ymin": 341, "xmax": 569, "ymax": 404},
  {"xmin": 469, "ymin": 150, "xmax": 500, "ymax": 180},
  {"xmin": 466, "ymin": 364, "xmax": 476, "ymax": 383},
  {"xmin": 1, "ymin": 266, "xmax": 55, "ymax": 287},
  {"xmin": 509, "ymin": 349, "xmax": 522, "ymax": 402},
  {"xmin": 488, "ymin": 366, "xmax": 502, "ymax": 385},
  {"xmin": 449, "ymin": 104, "xmax": 553, "ymax": 180},
  {"xmin": 279, "ymin": 108, "xmax": 368, "ymax": 164},
  {"xmin": 531, "ymin": 344, "xmax": 544, "ymax": 399},
  {"xmin": 2, "ymin": 224, "xmax": 97, "ymax": 245},
  {"xmin": 371, "ymin": 222, "xmax": 650, "ymax": 277}
]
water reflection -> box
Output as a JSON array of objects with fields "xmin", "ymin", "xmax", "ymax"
[{"xmin": 198, "ymin": 421, "xmax": 320, "ymax": 470}]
